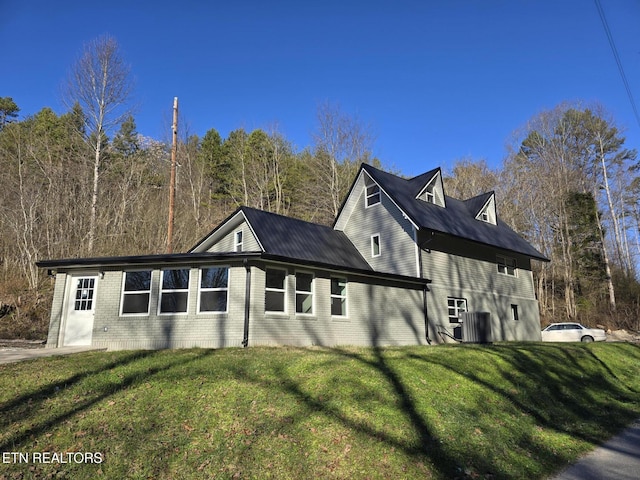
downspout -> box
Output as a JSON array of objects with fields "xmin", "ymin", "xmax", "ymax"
[
  {"xmin": 423, "ymin": 283, "xmax": 431, "ymax": 345},
  {"xmin": 242, "ymin": 259, "xmax": 251, "ymax": 348},
  {"xmin": 416, "ymin": 229, "xmax": 435, "ymax": 345}
]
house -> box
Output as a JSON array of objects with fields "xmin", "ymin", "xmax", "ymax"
[{"xmin": 37, "ymin": 164, "xmax": 548, "ymax": 350}]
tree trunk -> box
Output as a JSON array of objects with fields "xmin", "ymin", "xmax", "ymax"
[
  {"xmin": 88, "ymin": 134, "xmax": 101, "ymax": 255},
  {"xmin": 595, "ymin": 208, "xmax": 616, "ymax": 313}
]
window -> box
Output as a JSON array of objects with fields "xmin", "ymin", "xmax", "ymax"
[
  {"xmin": 121, "ymin": 271, "xmax": 151, "ymax": 315},
  {"xmin": 159, "ymin": 268, "xmax": 190, "ymax": 314},
  {"xmin": 74, "ymin": 277, "xmax": 96, "ymax": 311},
  {"xmin": 199, "ymin": 267, "xmax": 229, "ymax": 313},
  {"xmin": 371, "ymin": 234, "xmax": 381, "ymax": 257},
  {"xmin": 234, "ymin": 230, "xmax": 243, "ymax": 252},
  {"xmin": 366, "ymin": 183, "xmax": 381, "ymax": 207},
  {"xmin": 331, "ymin": 277, "xmax": 347, "ymax": 317},
  {"xmin": 511, "ymin": 304, "xmax": 519, "ymax": 321},
  {"xmin": 447, "ymin": 297, "xmax": 467, "ymax": 323},
  {"xmin": 265, "ymin": 268, "xmax": 286, "ymax": 313},
  {"xmin": 425, "ymin": 184, "xmax": 435, "ymax": 204},
  {"xmin": 497, "ymin": 255, "xmax": 517, "ymax": 276},
  {"xmin": 295, "ymin": 272, "xmax": 314, "ymax": 314}
]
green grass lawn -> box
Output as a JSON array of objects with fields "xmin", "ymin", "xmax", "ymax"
[{"xmin": 1, "ymin": 343, "xmax": 639, "ymax": 479}]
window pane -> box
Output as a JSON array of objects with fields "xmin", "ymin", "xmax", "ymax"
[
  {"xmin": 265, "ymin": 291, "xmax": 285, "ymax": 312},
  {"xmin": 122, "ymin": 293, "xmax": 150, "ymax": 314},
  {"xmin": 331, "ymin": 278, "xmax": 346, "ymax": 296},
  {"xmin": 163, "ymin": 269, "xmax": 190, "ymax": 290},
  {"xmin": 200, "ymin": 291, "xmax": 227, "ymax": 312},
  {"xmin": 296, "ymin": 273, "xmax": 313, "ymax": 292},
  {"xmin": 296, "ymin": 293, "xmax": 313, "ymax": 314},
  {"xmin": 331, "ymin": 297, "xmax": 346, "ymax": 316},
  {"xmin": 201, "ymin": 267, "xmax": 228, "ymax": 289},
  {"xmin": 372, "ymin": 235, "xmax": 380, "ymax": 256},
  {"xmin": 266, "ymin": 269, "xmax": 286, "ymax": 289},
  {"xmin": 160, "ymin": 292, "xmax": 188, "ymax": 313},
  {"xmin": 125, "ymin": 271, "xmax": 151, "ymax": 291}
]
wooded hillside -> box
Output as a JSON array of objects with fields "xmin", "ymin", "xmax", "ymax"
[{"xmin": 1, "ymin": 38, "xmax": 639, "ymax": 338}]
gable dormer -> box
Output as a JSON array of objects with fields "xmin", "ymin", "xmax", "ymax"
[
  {"xmin": 416, "ymin": 170, "xmax": 445, "ymax": 207},
  {"xmin": 475, "ymin": 193, "xmax": 497, "ymax": 225}
]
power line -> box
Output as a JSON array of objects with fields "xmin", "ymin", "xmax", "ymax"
[{"xmin": 594, "ymin": 0, "xmax": 640, "ymax": 129}]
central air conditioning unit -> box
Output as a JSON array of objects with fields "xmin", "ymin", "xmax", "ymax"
[{"xmin": 461, "ymin": 312, "xmax": 492, "ymax": 343}]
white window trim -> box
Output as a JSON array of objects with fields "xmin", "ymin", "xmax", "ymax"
[
  {"xmin": 294, "ymin": 271, "xmax": 315, "ymax": 316},
  {"xmin": 497, "ymin": 255, "xmax": 518, "ymax": 277},
  {"xmin": 197, "ymin": 266, "xmax": 230, "ymax": 314},
  {"xmin": 424, "ymin": 184, "xmax": 435, "ymax": 204},
  {"xmin": 371, "ymin": 233, "xmax": 381, "ymax": 257},
  {"xmin": 158, "ymin": 268, "xmax": 190, "ymax": 316},
  {"xmin": 234, "ymin": 230, "xmax": 243, "ymax": 252},
  {"xmin": 330, "ymin": 277, "xmax": 348, "ymax": 318},
  {"xmin": 120, "ymin": 270, "xmax": 152, "ymax": 317},
  {"xmin": 365, "ymin": 183, "xmax": 381, "ymax": 208},
  {"xmin": 447, "ymin": 297, "xmax": 468, "ymax": 323},
  {"xmin": 265, "ymin": 267, "xmax": 287, "ymax": 314},
  {"xmin": 511, "ymin": 304, "xmax": 519, "ymax": 321}
]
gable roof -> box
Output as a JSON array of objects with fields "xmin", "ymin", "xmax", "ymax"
[
  {"xmin": 191, "ymin": 207, "xmax": 373, "ymax": 272},
  {"xmin": 352, "ymin": 164, "xmax": 548, "ymax": 261}
]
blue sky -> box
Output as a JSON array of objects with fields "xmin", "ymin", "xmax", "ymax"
[{"xmin": 2, "ymin": 0, "xmax": 639, "ymax": 176}]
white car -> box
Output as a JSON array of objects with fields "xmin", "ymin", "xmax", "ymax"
[{"xmin": 541, "ymin": 323, "xmax": 607, "ymax": 343}]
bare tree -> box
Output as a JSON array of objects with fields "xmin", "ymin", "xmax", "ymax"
[
  {"xmin": 63, "ymin": 35, "xmax": 134, "ymax": 254},
  {"xmin": 311, "ymin": 102, "xmax": 374, "ymax": 223}
]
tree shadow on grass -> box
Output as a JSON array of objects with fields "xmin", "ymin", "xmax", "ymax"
[
  {"xmin": 0, "ymin": 348, "xmax": 217, "ymax": 453},
  {"xmin": 403, "ymin": 342, "xmax": 640, "ymax": 470}
]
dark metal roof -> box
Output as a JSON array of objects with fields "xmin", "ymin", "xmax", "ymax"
[
  {"xmin": 361, "ymin": 164, "xmax": 549, "ymax": 261},
  {"xmin": 241, "ymin": 207, "xmax": 373, "ymax": 271}
]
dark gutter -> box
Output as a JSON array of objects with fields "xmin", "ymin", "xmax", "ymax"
[
  {"xmin": 36, "ymin": 250, "xmax": 429, "ymax": 286},
  {"xmin": 36, "ymin": 252, "xmax": 263, "ymax": 270}
]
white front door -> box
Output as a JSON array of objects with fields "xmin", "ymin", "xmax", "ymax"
[{"xmin": 63, "ymin": 275, "xmax": 97, "ymax": 346}]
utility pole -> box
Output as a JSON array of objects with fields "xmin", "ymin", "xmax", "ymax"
[{"xmin": 167, "ymin": 97, "xmax": 178, "ymax": 253}]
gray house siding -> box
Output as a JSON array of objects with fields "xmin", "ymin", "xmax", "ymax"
[
  {"xmin": 341, "ymin": 176, "xmax": 417, "ymax": 278},
  {"xmin": 419, "ymin": 233, "xmax": 541, "ymax": 342},
  {"xmin": 428, "ymin": 284, "xmax": 541, "ymax": 342},
  {"xmin": 45, "ymin": 272, "xmax": 68, "ymax": 348},
  {"xmin": 45, "ymin": 260, "xmax": 428, "ymax": 350},
  {"xmin": 46, "ymin": 262, "xmax": 250, "ymax": 350},
  {"xmin": 248, "ymin": 262, "xmax": 428, "ymax": 347},
  {"xmin": 206, "ymin": 220, "xmax": 261, "ymax": 253}
]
